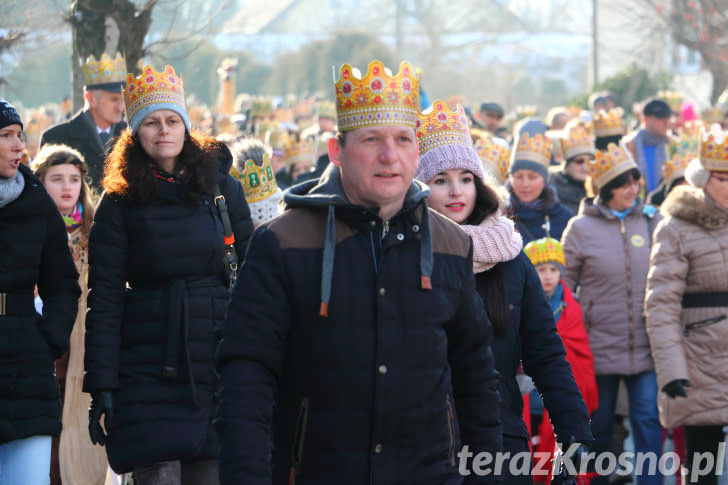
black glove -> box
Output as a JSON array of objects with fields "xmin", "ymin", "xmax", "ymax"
[
  {"xmin": 89, "ymin": 390, "xmax": 114, "ymax": 446},
  {"xmin": 552, "ymin": 437, "xmax": 590, "ymax": 485},
  {"xmin": 662, "ymin": 379, "xmax": 690, "ymax": 398}
]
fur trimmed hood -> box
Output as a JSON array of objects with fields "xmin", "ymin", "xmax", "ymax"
[{"xmin": 661, "ymin": 185, "xmax": 728, "ymax": 231}]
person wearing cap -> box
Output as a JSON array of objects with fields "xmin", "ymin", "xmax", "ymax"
[
  {"xmin": 645, "ymin": 124, "xmax": 728, "ymax": 485},
  {"xmin": 0, "ymin": 100, "xmax": 81, "ymax": 485},
  {"xmin": 415, "ymin": 101, "xmax": 592, "ymax": 485},
  {"xmin": 83, "ymin": 65, "xmax": 253, "ymax": 483},
  {"xmin": 480, "ymin": 102, "xmax": 505, "ymax": 134},
  {"xmin": 41, "ymin": 53, "xmax": 128, "ymax": 190},
  {"xmin": 561, "ymin": 143, "xmax": 662, "ymax": 485},
  {"xmin": 624, "ymin": 98, "xmax": 673, "ymax": 193},
  {"xmin": 216, "ymin": 61, "xmax": 502, "ymax": 484}
]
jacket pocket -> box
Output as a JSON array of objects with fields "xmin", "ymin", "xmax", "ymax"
[
  {"xmin": 289, "ymin": 397, "xmax": 309, "ymax": 483},
  {"xmin": 683, "ymin": 315, "xmax": 726, "ymax": 337},
  {"xmin": 446, "ymin": 395, "xmax": 456, "ymax": 467}
]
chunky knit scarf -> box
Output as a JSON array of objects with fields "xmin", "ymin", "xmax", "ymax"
[
  {"xmin": 461, "ymin": 214, "xmax": 524, "ymax": 273},
  {"xmin": 0, "ymin": 170, "xmax": 25, "ymax": 208}
]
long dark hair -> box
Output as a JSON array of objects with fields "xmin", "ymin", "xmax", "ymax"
[
  {"xmin": 469, "ymin": 175, "xmax": 509, "ymax": 337},
  {"xmin": 103, "ymin": 130, "xmax": 224, "ymax": 204}
]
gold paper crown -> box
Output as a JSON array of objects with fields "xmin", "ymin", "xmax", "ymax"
[
  {"xmin": 230, "ymin": 153, "xmax": 279, "ymax": 203},
  {"xmin": 251, "ymin": 98, "xmax": 273, "ymax": 117},
  {"xmin": 334, "ymin": 60, "xmax": 420, "ymax": 131},
  {"xmin": 474, "ymin": 136, "xmax": 510, "ymax": 185},
  {"xmin": 699, "ymin": 124, "xmax": 728, "ymax": 172},
  {"xmin": 82, "ymin": 52, "xmax": 127, "ymax": 89},
  {"xmin": 658, "ymin": 90, "xmax": 683, "ymax": 113},
  {"xmin": 283, "ymin": 139, "xmax": 317, "ymax": 167},
  {"xmin": 663, "ymin": 135, "xmax": 696, "ymax": 187},
  {"xmin": 124, "ymin": 65, "xmax": 186, "ymax": 127},
  {"xmin": 524, "ymin": 237, "xmax": 566, "ymax": 268},
  {"xmin": 701, "ymin": 106, "xmax": 726, "ymax": 125},
  {"xmin": 316, "ymin": 100, "xmax": 336, "ymax": 120},
  {"xmin": 416, "ymin": 101, "xmax": 472, "ymax": 156},
  {"xmin": 511, "ymin": 132, "xmax": 552, "ymax": 168},
  {"xmin": 587, "ymin": 143, "xmax": 637, "ymax": 190},
  {"xmin": 593, "ymin": 108, "xmax": 624, "ymax": 137},
  {"xmin": 268, "ymin": 129, "xmax": 292, "ymax": 152},
  {"xmin": 558, "ymin": 120, "xmax": 595, "ymax": 160}
]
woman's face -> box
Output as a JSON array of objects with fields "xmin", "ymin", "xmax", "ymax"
[
  {"xmin": 607, "ymin": 175, "xmax": 640, "ymax": 211},
  {"xmin": 426, "ymin": 169, "xmax": 477, "ymax": 224},
  {"xmin": 510, "ymin": 169, "xmax": 545, "ymax": 203},
  {"xmin": 43, "ymin": 164, "xmax": 83, "ymax": 215},
  {"xmin": 565, "ymin": 154, "xmax": 592, "ymax": 182},
  {"xmin": 0, "ymin": 124, "xmax": 25, "ymax": 178},
  {"xmin": 705, "ymin": 172, "xmax": 728, "ymax": 211},
  {"xmin": 137, "ymin": 110, "xmax": 185, "ymax": 170}
]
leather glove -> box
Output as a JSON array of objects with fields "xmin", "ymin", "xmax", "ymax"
[
  {"xmin": 662, "ymin": 379, "xmax": 690, "ymax": 398},
  {"xmin": 89, "ymin": 390, "xmax": 114, "ymax": 446}
]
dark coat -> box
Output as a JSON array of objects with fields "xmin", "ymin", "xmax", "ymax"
[
  {"xmin": 40, "ymin": 110, "xmax": 126, "ymax": 190},
  {"xmin": 83, "ymin": 147, "xmax": 253, "ymax": 473},
  {"xmin": 509, "ymin": 185, "xmax": 573, "ymax": 244},
  {"xmin": 479, "ymin": 253, "xmax": 592, "ymax": 444},
  {"xmin": 549, "ymin": 171, "xmax": 586, "ymax": 215},
  {"xmin": 215, "ymin": 165, "xmax": 502, "ymax": 485},
  {"xmin": 0, "ymin": 164, "xmax": 80, "ymax": 443}
]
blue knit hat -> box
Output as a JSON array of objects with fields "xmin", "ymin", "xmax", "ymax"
[{"xmin": 0, "ymin": 99, "xmax": 23, "ymax": 131}]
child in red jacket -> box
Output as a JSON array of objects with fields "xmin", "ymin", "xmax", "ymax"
[{"xmin": 525, "ymin": 237, "xmax": 598, "ymax": 484}]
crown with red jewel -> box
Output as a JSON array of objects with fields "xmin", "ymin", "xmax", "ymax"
[
  {"xmin": 587, "ymin": 143, "xmax": 637, "ymax": 189},
  {"xmin": 699, "ymin": 123, "xmax": 728, "ymax": 172},
  {"xmin": 334, "ymin": 60, "xmax": 420, "ymax": 131},
  {"xmin": 124, "ymin": 64, "xmax": 189, "ymax": 134},
  {"xmin": 283, "ymin": 139, "xmax": 317, "ymax": 168},
  {"xmin": 474, "ymin": 135, "xmax": 510, "ymax": 185},
  {"xmin": 555, "ymin": 119, "xmax": 595, "ymax": 161},
  {"xmin": 82, "ymin": 52, "xmax": 127, "ymax": 91},
  {"xmin": 416, "ymin": 101, "xmax": 472, "ymax": 155},
  {"xmin": 593, "ymin": 108, "xmax": 624, "ymax": 137}
]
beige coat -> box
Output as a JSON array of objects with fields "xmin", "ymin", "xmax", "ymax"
[
  {"xmin": 645, "ymin": 186, "xmax": 728, "ymax": 428},
  {"xmin": 562, "ymin": 198, "xmax": 658, "ymax": 376}
]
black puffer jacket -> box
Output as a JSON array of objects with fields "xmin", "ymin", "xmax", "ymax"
[
  {"xmin": 0, "ymin": 164, "xmax": 80, "ymax": 443},
  {"xmin": 216, "ymin": 165, "xmax": 502, "ymax": 485},
  {"xmin": 84, "ymin": 148, "xmax": 253, "ymax": 473}
]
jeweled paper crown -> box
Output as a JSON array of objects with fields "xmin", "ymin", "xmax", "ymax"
[
  {"xmin": 557, "ymin": 119, "xmax": 595, "ymax": 161},
  {"xmin": 283, "ymin": 139, "xmax": 317, "ymax": 167},
  {"xmin": 524, "ymin": 237, "xmax": 566, "ymax": 268},
  {"xmin": 124, "ymin": 65, "xmax": 188, "ymax": 133},
  {"xmin": 699, "ymin": 124, "xmax": 728, "ymax": 172},
  {"xmin": 251, "ymin": 97, "xmax": 273, "ymax": 117},
  {"xmin": 416, "ymin": 101, "xmax": 472, "ymax": 156},
  {"xmin": 701, "ymin": 106, "xmax": 725, "ymax": 125},
  {"xmin": 268, "ymin": 129, "xmax": 293, "ymax": 156},
  {"xmin": 316, "ymin": 100, "xmax": 336, "ymax": 120},
  {"xmin": 82, "ymin": 52, "xmax": 127, "ymax": 90},
  {"xmin": 593, "ymin": 108, "xmax": 624, "ymax": 137},
  {"xmin": 511, "ymin": 132, "xmax": 552, "ymax": 168},
  {"xmin": 474, "ymin": 135, "xmax": 510, "ymax": 185},
  {"xmin": 334, "ymin": 60, "xmax": 420, "ymax": 131},
  {"xmin": 663, "ymin": 134, "xmax": 696, "ymax": 187},
  {"xmin": 658, "ymin": 90, "xmax": 683, "ymax": 113},
  {"xmin": 230, "ymin": 153, "xmax": 279, "ymax": 203},
  {"xmin": 587, "ymin": 143, "xmax": 637, "ymax": 190}
]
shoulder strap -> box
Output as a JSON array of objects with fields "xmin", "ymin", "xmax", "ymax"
[{"xmin": 213, "ymin": 184, "xmax": 239, "ymax": 287}]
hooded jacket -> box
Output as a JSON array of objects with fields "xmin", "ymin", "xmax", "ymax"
[
  {"xmin": 0, "ymin": 164, "xmax": 80, "ymax": 443},
  {"xmin": 645, "ymin": 186, "xmax": 728, "ymax": 428},
  {"xmin": 215, "ymin": 165, "xmax": 502, "ymax": 485},
  {"xmin": 510, "ymin": 185, "xmax": 573, "ymax": 245},
  {"xmin": 562, "ymin": 197, "xmax": 659, "ymax": 375},
  {"xmin": 549, "ymin": 171, "xmax": 586, "ymax": 215},
  {"xmin": 83, "ymin": 145, "xmax": 253, "ymax": 472}
]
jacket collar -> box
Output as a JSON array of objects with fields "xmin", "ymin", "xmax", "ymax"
[{"xmin": 661, "ymin": 185, "xmax": 728, "ymax": 231}]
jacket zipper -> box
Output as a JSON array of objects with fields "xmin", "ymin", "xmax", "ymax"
[
  {"xmin": 446, "ymin": 395, "xmax": 456, "ymax": 466},
  {"xmin": 619, "ymin": 220, "xmax": 636, "ymax": 374},
  {"xmin": 684, "ymin": 315, "xmax": 727, "ymax": 336},
  {"xmin": 289, "ymin": 397, "xmax": 309, "ymax": 484},
  {"xmin": 382, "ymin": 220, "xmax": 390, "ymax": 240}
]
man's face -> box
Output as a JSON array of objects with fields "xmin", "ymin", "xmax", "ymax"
[
  {"xmin": 481, "ymin": 111, "xmax": 502, "ymax": 132},
  {"xmin": 329, "ymin": 125, "xmax": 419, "ymax": 215},
  {"xmin": 644, "ymin": 115, "xmax": 669, "ymax": 137},
  {"xmin": 88, "ymin": 90, "xmax": 125, "ymax": 126}
]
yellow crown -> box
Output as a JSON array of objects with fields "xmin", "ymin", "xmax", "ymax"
[
  {"xmin": 679, "ymin": 119, "xmax": 705, "ymax": 138},
  {"xmin": 82, "ymin": 52, "xmax": 127, "ymax": 89},
  {"xmin": 511, "ymin": 132, "xmax": 552, "ymax": 167},
  {"xmin": 124, "ymin": 65, "xmax": 186, "ymax": 127},
  {"xmin": 587, "ymin": 143, "xmax": 637, "ymax": 190},
  {"xmin": 316, "ymin": 100, "xmax": 336, "ymax": 120},
  {"xmin": 334, "ymin": 60, "xmax": 420, "ymax": 131},
  {"xmin": 701, "ymin": 106, "xmax": 725, "ymax": 125},
  {"xmin": 416, "ymin": 101, "xmax": 472, "ymax": 156},
  {"xmin": 699, "ymin": 124, "xmax": 728, "ymax": 172},
  {"xmin": 251, "ymin": 97, "xmax": 274, "ymax": 117},
  {"xmin": 230, "ymin": 153, "xmax": 279, "ymax": 203},
  {"xmin": 524, "ymin": 237, "xmax": 566, "ymax": 268},
  {"xmin": 662, "ymin": 135, "xmax": 696, "ymax": 187},
  {"xmin": 593, "ymin": 108, "xmax": 624, "ymax": 137},
  {"xmin": 474, "ymin": 136, "xmax": 510, "ymax": 185},
  {"xmin": 268, "ymin": 129, "xmax": 293, "ymax": 153},
  {"xmin": 283, "ymin": 139, "xmax": 317, "ymax": 167},
  {"xmin": 558, "ymin": 119, "xmax": 595, "ymax": 160},
  {"xmin": 658, "ymin": 90, "xmax": 683, "ymax": 113}
]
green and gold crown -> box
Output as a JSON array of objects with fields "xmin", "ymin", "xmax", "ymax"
[
  {"xmin": 82, "ymin": 52, "xmax": 127, "ymax": 90},
  {"xmin": 230, "ymin": 152, "xmax": 279, "ymax": 203}
]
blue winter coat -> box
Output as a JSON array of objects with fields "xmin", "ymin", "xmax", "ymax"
[
  {"xmin": 215, "ymin": 165, "xmax": 502, "ymax": 485},
  {"xmin": 509, "ymin": 185, "xmax": 573, "ymax": 244}
]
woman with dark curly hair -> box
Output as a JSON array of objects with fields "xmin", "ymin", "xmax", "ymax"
[{"xmin": 83, "ymin": 65, "xmax": 253, "ymax": 484}]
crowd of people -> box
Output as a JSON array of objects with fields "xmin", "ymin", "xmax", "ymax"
[{"xmin": 0, "ymin": 51, "xmax": 728, "ymax": 485}]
